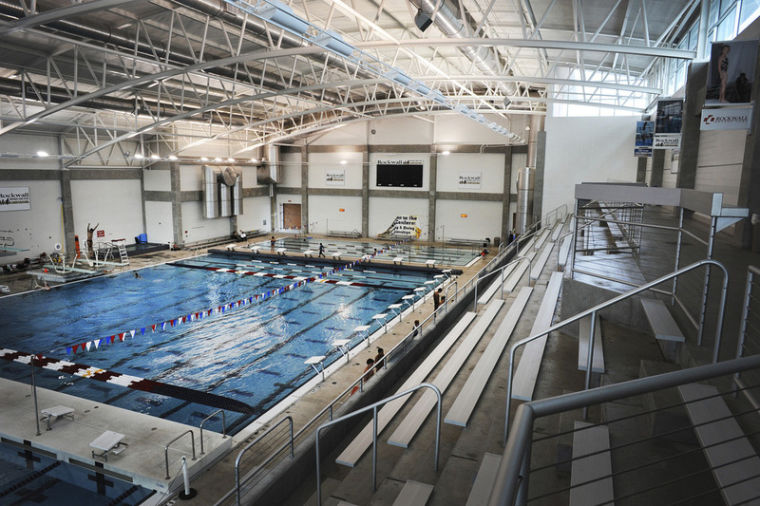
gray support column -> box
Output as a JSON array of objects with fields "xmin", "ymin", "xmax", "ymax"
[
  {"xmin": 636, "ymin": 157, "xmax": 647, "ymax": 183},
  {"xmin": 532, "ymin": 131, "xmax": 546, "ymax": 219},
  {"xmin": 140, "ymin": 167, "xmax": 147, "ymax": 236},
  {"xmin": 677, "ymin": 61, "xmax": 709, "ymax": 189},
  {"xmin": 738, "ymin": 50, "xmax": 760, "ymax": 250},
  {"xmin": 362, "ymin": 146, "xmax": 369, "ymax": 237},
  {"xmin": 428, "ymin": 151, "xmax": 437, "ymax": 242},
  {"xmin": 301, "ymin": 144, "xmax": 309, "ymax": 232},
  {"xmin": 270, "ymin": 184, "xmax": 277, "ymax": 233},
  {"xmin": 650, "ymin": 149, "xmax": 665, "ymax": 187},
  {"xmin": 501, "ymin": 147, "xmax": 513, "ymax": 243},
  {"xmin": 169, "ymin": 162, "xmax": 184, "ymax": 247},
  {"xmin": 58, "ymin": 137, "xmax": 75, "ymax": 255}
]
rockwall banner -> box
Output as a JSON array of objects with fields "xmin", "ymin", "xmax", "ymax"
[
  {"xmin": 325, "ymin": 169, "xmax": 345, "ymax": 186},
  {"xmin": 458, "ymin": 171, "xmax": 481, "ymax": 188},
  {"xmin": 654, "ymin": 99, "xmax": 683, "ymax": 149},
  {"xmin": 700, "ymin": 107, "xmax": 753, "ymax": 131},
  {"xmin": 0, "ymin": 186, "xmax": 30, "ymax": 211}
]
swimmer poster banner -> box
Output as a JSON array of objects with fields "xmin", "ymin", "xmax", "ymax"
[
  {"xmin": 706, "ymin": 40, "xmax": 758, "ymax": 105},
  {"xmin": 0, "ymin": 186, "xmax": 31, "ymax": 211}
]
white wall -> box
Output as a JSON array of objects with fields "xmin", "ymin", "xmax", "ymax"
[
  {"xmin": 237, "ymin": 196, "xmax": 270, "ymax": 232},
  {"xmin": 308, "ymin": 195, "xmax": 362, "ymax": 234},
  {"xmin": 143, "ymin": 168, "xmax": 171, "ymax": 191},
  {"xmin": 368, "ymin": 117, "xmax": 434, "ymax": 145},
  {"xmin": 70, "ymin": 179, "xmax": 143, "ymax": 244},
  {"xmin": 543, "ymin": 115, "xmax": 638, "ymax": 215},
  {"xmin": 436, "ymin": 153, "xmax": 504, "ymax": 193},
  {"xmin": 279, "ymin": 151, "xmax": 302, "ymax": 188},
  {"xmin": 181, "ymin": 201, "xmax": 231, "ymax": 243},
  {"xmin": 0, "ymin": 180, "xmax": 63, "ymax": 262},
  {"xmin": 145, "ymin": 201, "xmax": 173, "ymax": 244},
  {"xmin": 435, "ymin": 200, "xmax": 502, "ymax": 242},
  {"xmin": 180, "ymin": 165, "xmax": 203, "ymax": 191},
  {"xmin": 368, "ymin": 196, "xmax": 429, "ymax": 239},
  {"xmin": 695, "ymin": 130, "xmax": 746, "ymax": 206},
  {"xmin": 308, "ymin": 152, "xmax": 363, "ymax": 189}
]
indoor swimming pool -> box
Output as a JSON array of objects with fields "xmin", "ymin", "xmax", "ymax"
[
  {"xmin": 0, "ymin": 254, "xmax": 442, "ymax": 434},
  {"xmin": 252, "ymin": 237, "xmax": 480, "ymax": 266}
]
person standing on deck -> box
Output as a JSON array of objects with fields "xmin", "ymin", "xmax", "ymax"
[{"xmin": 318, "ymin": 243, "xmax": 325, "ymax": 258}]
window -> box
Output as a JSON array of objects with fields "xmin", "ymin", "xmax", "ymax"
[{"xmin": 740, "ymin": 0, "xmax": 760, "ymax": 29}]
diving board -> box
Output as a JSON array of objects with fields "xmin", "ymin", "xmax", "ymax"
[
  {"xmin": 446, "ymin": 287, "xmax": 533, "ymax": 427},
  {"xmin": 335, "ymin": 312, "xmax": 477, "ymax": 467},
  {"xmin": 388, "ymin": 300, "xmax": 505, "ymax": 448},
  {"xmin": 512, "ymin": 272, "xmax": 564, "ymax": 401},
  {"xmin": 679, "ymin": 383, "xmax": 760, "ymax": 505},
  {"xmin": 478, "ymin": 263, "xmax": 518, "ymax": 305},
  {"xmin": 577, "ymin": 314, "xmax": 605, "ymax": 373},
  {"xmin": 530, "ymin": 242, "xmax": 554, "ymax": 280}
]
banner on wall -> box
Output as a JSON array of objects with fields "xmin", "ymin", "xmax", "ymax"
[
  {"xmin": 634, "ymin": 120, "xmax": 654, "ymax": 157},
  {"xmin": 653, "ymin": 99, "xmax": 683, "ymax": 149},
  {"xmin": 325, "ymin": 169, "xmax": 345, "ymax": 186},
  {"xmin": 706, "ymin": 40, "xmax": 758, "ymax": 105},
  {"xmin": 700, "ymin": 106, "xmax": 753, "ymax": 131},
  {"xmin": 0, "ymin": 187, "xmax": 30, "ymax": 211},
  {"xmin": 378, "ymin": 215, "xmax": 422, "ymax": 239},
  {"xmin": 458, "ymin": 171, "xmax": 481, "ymax": 188}
]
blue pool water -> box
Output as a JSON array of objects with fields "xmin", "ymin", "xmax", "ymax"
[
  {"xmin": 0, "ymin": 254, "xmax": 439, "ymax": 432},
  {"xmin": 0, "ymin": 440, "xmax": 152, "ymax": 505}
]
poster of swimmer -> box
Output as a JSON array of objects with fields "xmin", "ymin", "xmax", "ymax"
[
  {"xmin": 706, "ymin": 40, "xmax": 758, "ymax": 104},
  {"xmin": 634, "ymin": 120, "xmax": 654, "ymax": 157}
]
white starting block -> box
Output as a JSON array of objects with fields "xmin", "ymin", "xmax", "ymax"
[
  {"xmin": 249, "ymin": 245, "xmax": 261, "ymax": 253},
  {"xmin": 414, "ymin": 287, "xmax": 427, "ymax": 293},
  {"xmin": 90, "ymin": 430, "xmax": 127, "ymax": 461},
  {"xmin": 331, "ymin": 251, "xmax": 343, "ymax": 260},
  {"xmin": 225, "ymin": 244, "xmax": 235, "ymax": 251},
  {"xmin": 305, "ymin": 355, "xmax": 326, "ymax": 381},
  {"xmin": 303, "ymin": 250, "xmax": 314, "ymax": 257},
  {"xmin": 276, "ymin": 248, "xmax": 287, "ymax": 255},
  {"xmin": 40, "ymin": 405, "xmax": 74, "ymax": 431},
  {"xmin": 361, "ymin": 254, "xmax": 372, "ymax": 262},
  {"xmin": 393, "ymin": 256, "xmax": 404, "ymax": 265},
  {"xmin": 425, "ymin": 259, "xmax": 437, "ymax": 267},
  {"xmin": 333, "ymin": 339, "xmax": 351, "ymax": 362}
]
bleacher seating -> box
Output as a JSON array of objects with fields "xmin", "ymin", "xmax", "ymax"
[
  {"xmin": 577, "ymin": 314, "xmax": 605, "ymax": 373},
  {"xmin": 569, "ymin": 422, "xmax": 614, "ymax": 506},
  {"xmin": 392, "ymin": 480, "xmax": 434, "ymax": 506},
  {"xmin": 465, "ymin": 453, "xmax": 501, "ymax": 506}
]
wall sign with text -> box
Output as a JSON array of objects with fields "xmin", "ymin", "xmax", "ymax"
[
  {"xmin": 0, "ymin": 186, "xmax": 30, "ymax": 211},
  {"xmin": 700, "ymin": 107, "xmax": 753, "ymax": 131}
]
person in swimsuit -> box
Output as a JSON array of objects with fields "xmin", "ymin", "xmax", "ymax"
[
  {"xmin": 86, "ymin": 223, "xmax": 99, "ymax": 257},
  {"xmin": 719, "ymin": 45, "xmax": 730, "ymax": 103}
]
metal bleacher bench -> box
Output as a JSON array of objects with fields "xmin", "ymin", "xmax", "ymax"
[
  {"xmin": 679, "ymin": 383, "xmax": 760, "ymax": 505},
  {"xmin": 90, "ymin": 430, "xmax": 127, "ymax": 461},
  {"xmin": 466, "ymin": 453, "xmax": 501, "ymax": 506},
  {"xmin": 393, "ymin": 480, "xmax": 434, "ymax": 506},
  {"xmin": 640, "ymin": 298, "xmax": 685, "ymax": 361},
  {"xmin": 570, "ymin": 421, "xmax": 614, "ymax": 506},
  {"xmin": 448, "ymin": 238, "xmax": 481, "ymax": 247},
  {"xmin": 328, "ymin": 230, "xmax": 361, "ymax": 239}
]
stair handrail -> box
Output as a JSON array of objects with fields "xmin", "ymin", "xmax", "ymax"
[
  {"xmin": 492, "ymin": 353, "xmax": 760, "ymax": 505},
  {"xmin": 503, "ymin": 259, "xmax": 729, "ymax": 442},
  {"xmin": 234, "ymin": 416, "xmax": 293, "ymax": 506},
  {"xmin": 314, "ymin": 383, "xmax": 442, "ymax": 506},
  {"xmin": 473, "ymin": 255, "xmax": 533, "ymax": 311}
]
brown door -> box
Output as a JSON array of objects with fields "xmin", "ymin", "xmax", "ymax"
[{"xmin": 282, "ymin": 203, "xmax": 302, "ymax": 229}]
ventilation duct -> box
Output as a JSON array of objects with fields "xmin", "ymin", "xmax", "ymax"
[
  {"xmin": 203, "ymin": 165, "xmax": 241, "ymax": 217},
  {"xmin": 203, "ymin": 165, "xmax": 219, "ymax": 218},
  {"xmin": 257, "ymin": 144, "xmax": 280, "ymax": 184},
  {"xmin": 516, "ymin": 167, "xmax": 534, "ymax": 234}
]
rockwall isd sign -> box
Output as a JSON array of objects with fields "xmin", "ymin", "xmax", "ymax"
[{"xmin": 700, "ymin": 107, "xmax": 753, "ymax": 131}]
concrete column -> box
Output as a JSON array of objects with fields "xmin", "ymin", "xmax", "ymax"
[
  {"xmin": 269, "ymin": 184, "xmax": 277, "ymax": 233},
  {"xmin": 677, "ymin": 61, "xmax": 709, "ymax": 189},
  {"xmin": 532, "ymin": 130, "xmax": 546, "ymax": 219},
  {"xmin": 362, "ymin": 146, "xmax": 369, "ymax": 237},
  {"xmin": 301, "ymin": 144, "xmax": 309, "ymax": 232},
  {"xmin": 738, "ymin": 51, "xmax": 760, "ymax": 250},
  {"xmin": 170, "ymin": 162, "xmax": 184, "ymax": 246},
  {"xmin": 501, "ymin": 147, "xmax": 513, "ymax": 243},
  {"xmin": 636, "ymin": 157, "xmax": 648, "ymax": 183},
  {"xmin": 650, "ymin": 149, "xmax": 665, "ymax": 187},
  {"xmin": 428, "ymin": 150, "xmax": 437, "ymax": 242},
  {"xmin": 58, "ymin": 137, "xmax": 75, "ymax": 256}
]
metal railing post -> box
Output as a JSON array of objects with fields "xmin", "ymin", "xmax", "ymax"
[
  {"xmin": 672, "ymin": 207, "xmax": 684, "ymax": 305},
  {"xmin": 697, "ymin": 216, "xmax": 717, "ymax": 346},
  {"xmin": 371, "ymin": 405, "xmax": 378, "ymax": 491},
  {"xmin": 199, "ymin": 409, "xmax": 226, "ymax": 455},
  {"xmin": 582, "ymin": 310, "xmax": 597, "ymax": 420},
  {"xmin": 164, "ymin": 430, "xmax": 196, "ymax": 480},
  {"xmin": 735, "ymin": 268, "xmax": 755, "ymax": 374},
  {"xmin": 234, "ymin": 416, "xmax": 293, "ymax": 506}
]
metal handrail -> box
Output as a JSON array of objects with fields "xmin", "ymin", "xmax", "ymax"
[
  {"xmin": 473, "ymin": 255, "xmax": 533, "ymax": 311},
  {"xmin": 490, "ymin": 354, "xmax": 760, "ymax": 506},
  {"xmin": 314, "ymin": 383, "xmax": 442, "ymax": 506},
  {"xmin": 164, "ymin": 429, "xmax": 196, "ymax": 480},
  {"xmin": 234, "ymin": 416, "xmax": 294, "ymax": 506},
  {"xmin": 199, "ymin": 409, "xmax": 227, "ymax": 455},
  {"xmin": 503, "ymin": 259, "xmax": 729, "ymax": 442}
]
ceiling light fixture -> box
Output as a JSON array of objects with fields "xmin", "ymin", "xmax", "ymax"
[
  {"xmin": 200, "ymin": 157, "xmax": 208, "ymax": 162},
  {"xmin": 134, "ymin": 153, "xmax": 144, "ymax": 160},
  {"xmin": 36, "ymin": 150, "xmax": 49, "ymax": 158},
  {"xmin": 168, "ymin": 155, "xmax": 178, "ymax": 161},
  {"xmin": 151, "ymin": 154, "xmax": 160, "ymax": 160}
]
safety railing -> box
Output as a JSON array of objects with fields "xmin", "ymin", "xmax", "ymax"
[
  {"xmin": 214, "ymin": 212, "xmax": 564, "ymax": 503},
  {"xmin": 735, "ymin": 265, "xmax": 760, "ymax": 410},
  {"xmin": 504, "ymin": 259, "xmax": 729, "ymax": 441},
  {"xmin": 199, "ymin": 409, "xmax": 227, "ymax": 455},
  {"xmin": 234, "ymin": 416, "xmax": 293, "ymax": 506},
  {"xmin": 314, "ymin": 383, "xmax": 442, "ymax": 506},
  {"xmin": 473, "ymin": 255, "xmax": 533, "ymax": 311},
  {"xmin": 164, "ymin": 429, "xmax": 196, "ymax": 480},
  {"xmin": 490, "ymin": 354, "xmax": 760, "ymax": 506}
]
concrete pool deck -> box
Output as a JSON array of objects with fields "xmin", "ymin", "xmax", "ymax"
[{"xmin": 0, "ymin": 377, "xmax": 230, "ymax": 494}]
